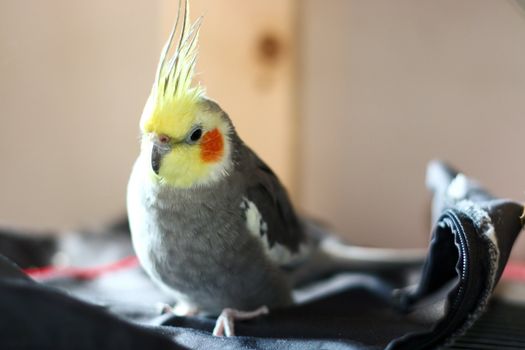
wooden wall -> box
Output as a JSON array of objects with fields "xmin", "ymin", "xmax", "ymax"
[
  {"xmin": 299, "ymin": 0, "xmax": 525, "ymax": 258},
  {"xmin": 0, "ymin": 0, "xmax": 297, "ymax": 229}
]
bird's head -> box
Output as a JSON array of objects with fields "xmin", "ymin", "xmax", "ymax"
[{"xmin": 139, "ymin": 1, "xmax": 233, "ymax": 188}]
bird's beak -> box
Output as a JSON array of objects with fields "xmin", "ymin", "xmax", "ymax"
[{"xmin": 151, "ymin": 143, "xmax": 170, "ymax": 175}]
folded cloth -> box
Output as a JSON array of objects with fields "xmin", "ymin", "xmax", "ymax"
[
  {"xmin": 389, "ymin": 161, "xmax": 524, "ymax": 349},
  {"xmin": 0, "ymin": 161, "xmax": 523, "ymax": 350}
]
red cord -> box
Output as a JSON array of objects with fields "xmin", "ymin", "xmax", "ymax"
[
  {"xmin": 23, "ymin": 255, "xmax": 139, "ymax": 280},
  {"xmin": 22, "ymin": 256, "xmax": 525, "ymax": 282}
]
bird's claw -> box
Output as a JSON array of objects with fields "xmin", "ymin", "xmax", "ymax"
[
  {"xmin": 156, "ymin": 302, "xmax": 199, "ymax": 316},
  {"xmin": 212, "ymin": 305, "xmax": 269, "ymax": 337}
]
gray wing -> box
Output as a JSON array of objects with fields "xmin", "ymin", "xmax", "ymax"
[{"xmin": 241, "ymin": 152, "xmax": 309, "ymax": 267}]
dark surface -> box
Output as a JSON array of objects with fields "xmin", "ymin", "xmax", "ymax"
[
  {"xmin": 0, "ymin": 277, "xmax": 176, "ymax": 350},
  {"xmin": 0, "ymin": 199, "xmax": 522, "ymax": 350},
  {"xmin": 0, "ymin": 161, "xmax": 524, "ymax": 349},
  {"xmin": 445, "ymin": 301, "xmax": 525, "ymax": 350},
  {"xmin": 0, "ymin": 228, "xmax": 56, "ymax": 268},
  {"xmin": 0, "ymin": 257, "xmax": 422, "ymax": 350}
]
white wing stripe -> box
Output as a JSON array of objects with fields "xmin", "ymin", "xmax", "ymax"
[{"xmin": 241, "ymin": 197, "xmax": 309, "ymax": 266}]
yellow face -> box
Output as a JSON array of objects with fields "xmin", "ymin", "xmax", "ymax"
[
  {"xmin": 139, "ymin": 95, "xmax": 232, "ymax": 188},
  {"xmin": 137, "ymin": 0, "xmax": 231, "ymax": 188}
]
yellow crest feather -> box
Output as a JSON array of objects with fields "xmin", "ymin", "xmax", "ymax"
[{"xmin": 143, "ymin": 0, "xmax": 204, "ymax": 138}]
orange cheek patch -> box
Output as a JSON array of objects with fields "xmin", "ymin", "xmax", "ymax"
[{"xmin": 200, "ymin": 128, "xmax": 224, "ymax": 163}]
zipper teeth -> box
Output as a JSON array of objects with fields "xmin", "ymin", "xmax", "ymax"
[
  {"xmin": 411, "ymin": 211, "xmax": 471, "ymax": 350},
  {"xmin": 451, "ymin": 217, "xmax": 468, "ymax": 311}
]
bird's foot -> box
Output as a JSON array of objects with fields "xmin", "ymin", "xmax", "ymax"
[
  {"xmin": 156, "ymin": 302, "xmax": 199, "ymax": 316},
  {"xmin": 212, "ymin": 305, "xmax": 269, "ymax": 337}
]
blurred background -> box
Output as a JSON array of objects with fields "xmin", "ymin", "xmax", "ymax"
[{"xmin": 1, "ymin": 0, "xmax": 525, "ymax": 257}]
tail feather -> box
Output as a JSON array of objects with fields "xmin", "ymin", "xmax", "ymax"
[{"xmin": 290, "ymin": 220, "xmax": 426, "ymax": 287}]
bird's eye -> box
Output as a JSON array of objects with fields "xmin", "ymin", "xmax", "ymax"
[{"xmin": 187, "ymin": 127, "xmax": 203, "ymax": 144}]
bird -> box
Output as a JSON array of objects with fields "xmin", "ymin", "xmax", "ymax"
[{"xmin": 127, "ymin": 0, "xmax": 424, "ymax": 337}]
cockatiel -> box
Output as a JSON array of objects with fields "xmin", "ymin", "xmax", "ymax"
[{"xmin": 127, "ymin": 0, "xmax": 424, "ymax": 337}]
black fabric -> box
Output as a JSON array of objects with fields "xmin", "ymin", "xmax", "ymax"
[
  {"xmin": 0, "ymin": 277, "xmax": 177, "ymax": 350},
  {"xmin": 0, "ymin": 227, "xmax": 56, "ymax": 268},
  {"xmin": 389, "ymin": 202, "xmax": 522, "ymax": 349},
  {"xmin": 1, "ymin": 163, "xmax": 524, "ymax": 349},
  {"xmin": 445, "ymin": 300, "xmax": 525, "ymax": 349}
]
